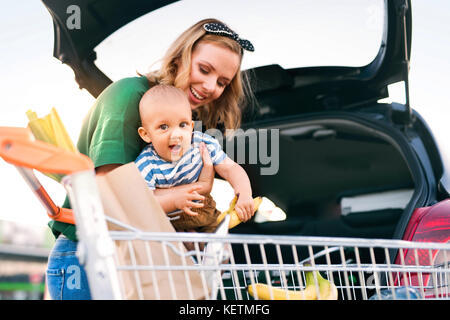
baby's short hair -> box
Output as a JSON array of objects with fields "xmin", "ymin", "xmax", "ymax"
[
  {"xmin": 139, "ymin": 84, "xmax": 190, "ymax": 117},
  {"xmin": 147, "ymin": 84, "xmax": 187, "ymax": 100}
]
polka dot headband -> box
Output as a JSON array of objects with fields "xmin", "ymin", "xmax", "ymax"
[{"xmin": 203, "ymin": 22, "xmax": 255, "ymax": 52}]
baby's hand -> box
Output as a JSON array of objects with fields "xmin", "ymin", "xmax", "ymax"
[
  {"xmin": 234, "ymin": 194, "xmax": 255, "ymax": 222},
  {"xmin": 174, "ymin": 185, "xmax": 205, "ymax": 216}
]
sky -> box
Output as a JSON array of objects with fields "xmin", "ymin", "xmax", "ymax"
[{"xmin": 0, "ymin": 0, "xmax": 450, "ymax": 228}]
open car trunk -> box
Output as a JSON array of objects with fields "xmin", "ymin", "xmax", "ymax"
[
  {"xmin": 223, "ymin": 113, "xmax": 423, "ymax": 264},
  {"xmin": 228, "ymin": 114, "xmax": 418, "ymax": 239}
]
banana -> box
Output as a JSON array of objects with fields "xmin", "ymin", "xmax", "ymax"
[
  {"xmin": 309, "ymin": 270, "xmax": 338, "ymax": 300},
  {"xmin": 247, "ymin": 282, "xmax": 317, "ymax": 300},
  {"xmin": 247, "ymin": 269, "xmax": 338, "ymax": 300},
  {"xmin": 216, "ymin": 195, "xmax": 263, "ymax": 229},
  {"xmin": 216, "ymin": 195, "xmax": 239, "ymax": 223}
]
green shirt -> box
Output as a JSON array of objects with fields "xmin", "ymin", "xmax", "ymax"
[{"xmin": 48, "ymin": 76, "xmax": 150, "ymax": 241}]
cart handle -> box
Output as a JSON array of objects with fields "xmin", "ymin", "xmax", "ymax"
[
  {"xmin": 0, "ymin": 126, "xmax": 91, "ymax": 225},
  {"xmin": 0, "ymin": 127, "xmax": 93, "ymax": 174}
]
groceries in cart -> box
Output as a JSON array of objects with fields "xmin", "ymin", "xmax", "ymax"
[
  {"xmin": 369, "ymin": 286, "xmax": 421, "ymax": 300},
  {"xmin": 247, "ymin": 267, "xmax": 338, "ymax": 300},
  {"xmin": 26, "ymin": 107, "xmax": 78, "ymax": 182},
  {"xmin": 134, "ymin": 85, "xmax": 261, "ymax": 232}
]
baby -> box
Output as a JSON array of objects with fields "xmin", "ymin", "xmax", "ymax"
[{"xmin": 134, "ymin": 84, "xmax": 255, "ymax": 232}]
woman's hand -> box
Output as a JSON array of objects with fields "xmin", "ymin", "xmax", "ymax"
[
  {"xmin": 234, "ymin": 193, "xmax": 255, "ymax": 222},
  {"xmin": 196, "ymin": 142, "xmax": 215, "ymax": 195}
]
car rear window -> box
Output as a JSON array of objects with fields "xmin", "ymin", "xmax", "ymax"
[{"xmin": 94, "ymin": 0, "xmax": 385, "ymax": 81}]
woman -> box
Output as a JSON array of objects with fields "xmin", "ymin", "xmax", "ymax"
[{"xmin": 46, "ymin": 18, "xmax": 255, "ymax": 299}]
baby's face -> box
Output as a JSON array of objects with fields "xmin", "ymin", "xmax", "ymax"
[{"xmin": 139, "ymin": 98, "xmax": 194, "ymax": 162}]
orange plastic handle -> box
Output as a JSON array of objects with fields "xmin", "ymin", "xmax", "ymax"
[
  {"xmin": 0, "ymin": 127, "xmax": 93, "ymax": 174},
  {"xmin": 34, "ymin": 184, "xmax": 75, "ymax": 224},
  {"xmin": 48, "ymin": 207, "xmax": 76, "ymax": 225},
  {"xmin": 0, "ymin": 126, "xmax": 91, "ymax": 225}
]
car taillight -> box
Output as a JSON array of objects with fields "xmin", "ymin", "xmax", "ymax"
[{"xmin": 394, "ymin": 200, "xmax": 450, "ymax": 297}]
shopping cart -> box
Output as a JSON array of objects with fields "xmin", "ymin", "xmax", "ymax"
[{"xmin": 1, "ymin": 126, "xmax": 449, "ymax": 300}]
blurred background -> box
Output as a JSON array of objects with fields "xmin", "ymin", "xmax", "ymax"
[{"xmin": 0, "ymin": 0, "xmax": 449, "ymax": 299}]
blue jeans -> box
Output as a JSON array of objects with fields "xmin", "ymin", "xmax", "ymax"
[{"xmin": 46, "ymin": 235, "xmax": 92, "ymax": 300}]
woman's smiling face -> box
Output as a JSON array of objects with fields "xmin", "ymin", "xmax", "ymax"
[{"xmin": 185, "ymin": 41, "xmax": 240, "ymax": 110}]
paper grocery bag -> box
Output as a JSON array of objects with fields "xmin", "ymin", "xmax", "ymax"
[{"xmin": 95, "ymin": 163, "xmax": 207, "ymax": 300}]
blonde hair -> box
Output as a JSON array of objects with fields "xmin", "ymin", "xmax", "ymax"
[{"xmin": 144, "ymin": 18, "xmax": 253, "ymax": 131}]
